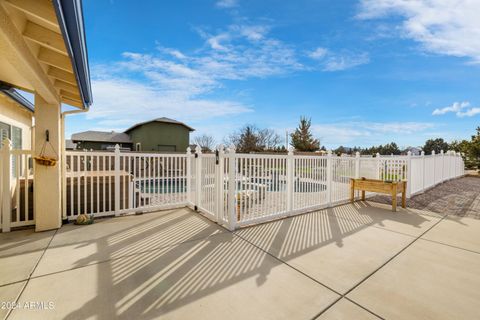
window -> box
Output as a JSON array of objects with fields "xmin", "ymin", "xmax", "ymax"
[
  {"xmin": 0, "ymin": 121, "xmax": 23, "ymax": 177},
  {"xmin": 11, "ymin": 126, "xmax": 22, "ymax": 150},
  {"xmin": 0, "ymin": 121, "xmax": 10, "ymax": 146},
  {"xmin": 0, "ymin": 121, "xmax": 22, "ymax": 149},
  {"xmin": 135, "ymin": 143, "xmax": 141, "ymax": 151}
]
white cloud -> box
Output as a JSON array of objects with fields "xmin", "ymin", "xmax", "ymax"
[
  {"xmin": 358, "ymin": 0, "xmax": 480, "ymax": 63},
  {"xmin": 432, "ymin": 101, "xmax": 480, "ymax": 117},
  {"xmin": 311, "ymin": 121, "xmax": 435, "ymax": 146},
  {"xmin": 87, "ymin": 78, "xmax": 251, "ymax": 128},
  {"xmin": 216, "ymin": 0, "xmax": 237, "ymax": 8},
  {"xmin": 457, "ymin": 108, "xmax": 480, "ymax": 117},
  {"xmin": 307, "ymin": 47, "xmax": 369, "ymax": 71},
  {"xmin": 86, "ymin": 22, "xmax": 306, "ymax": 129},
  {"xmin": 195, "ymin": 24, "xmax": 303, "ymax": 77},
  {"xmin": 323, "ymin": 52, "xmax": 370, "ymax": 71},
  {"xmin": 308, "ymin": 47, "xmax": 328, "ymax": 59}
]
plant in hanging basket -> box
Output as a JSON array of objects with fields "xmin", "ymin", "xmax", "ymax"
[
  {"xmin": 34, "ymin": 156, "xmax": 57, "ymax": 166},
  {"xmin": 36, "ymin": 131, "xmax": 59, "ymax": 166}
]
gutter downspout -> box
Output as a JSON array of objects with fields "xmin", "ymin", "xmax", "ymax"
[{"xmin": 60, "ymin": 107, "xmax": 89, "ymax": 222}]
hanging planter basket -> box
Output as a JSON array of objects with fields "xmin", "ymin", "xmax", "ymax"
[
  {"xmin": 34, "ymin": 156, "xmax": 57, "ymax": 166},
  {"xmin": 34, "ymin": 130, "xmax": 58, "ymax": 167}
]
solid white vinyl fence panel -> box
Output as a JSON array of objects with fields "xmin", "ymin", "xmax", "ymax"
[{"xmin": 409, "ymin": 157, "xmax": 424, "ymax": 195}]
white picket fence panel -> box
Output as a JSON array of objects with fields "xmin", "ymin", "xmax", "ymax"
[
  {"xmin": 1, "ymin": 139, "xmax": 35, "ymax": 232},
  {"xmin": 1, "ymin": 142, "xmax": 465, "ymax": 232},
  {"xmin": 63, "ymin": 148, "xmax": 189, "ymax": 221}
]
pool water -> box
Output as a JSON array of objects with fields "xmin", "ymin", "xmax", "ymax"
[
  {"xmin": 137, "ymin": 178, "xmax": 326, "ymax": 194},
  {"xmin": 138, "ymin": 179, "xmax": 186, "ymax": 194}
]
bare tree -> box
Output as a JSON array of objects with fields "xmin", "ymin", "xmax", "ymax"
[
  {"xmin": 193, "ymin": 134, "xmax": 215, "ymax": 152},
  {"xmin": 258, "ymin": 128, "xmax": 282, "ymax": 150},
  {"xmin": 224, "ymin": 125, "xmax": 281, "ymax": 153}
]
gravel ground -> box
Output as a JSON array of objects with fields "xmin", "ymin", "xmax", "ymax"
[{"xmin": 370, "ymin": 176, "xmax": 480, "ymax": 219}]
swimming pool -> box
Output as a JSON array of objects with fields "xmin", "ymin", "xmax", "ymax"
[
  {"xmin": 137, "ymin": 178, "xmax": 187, "ymax": 194},
  {"xmin": 136, "ymin": 177, "xmax": 326, "ymax": 194}
]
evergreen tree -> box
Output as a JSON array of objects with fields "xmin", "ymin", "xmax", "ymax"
[
  {"xmin": 468, "ymin": 127, "xmax": 480, "ymax": 171},
  {"xmin": 290, "ymin": 117, "xmax": 320, "ymax": 152},
  {"xmin": 423, "ymin": 138, "xmax": 449, "ymax": 154}
]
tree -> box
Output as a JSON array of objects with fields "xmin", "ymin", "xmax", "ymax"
[
  {"xmin": 467, "ymin": 127, "xmax": 480, "ymax": 171},
  {"xmin": 225, "ymin": 125, "xmax": 281, "ymax": 153},
  {"xmin": 193, "ymin": 134, "xmax": 215, "ymax": 152},
  {"xmin": 258, "ymin": 128, "xmax": 282, "ymax": 151},
  {"xmin": 423, "ymin": 138, "xmax": 449, "ymax": 154},
  {"xmin": 334, "ymin": 146, "xmax": 347, "ymax": 155},
  {"xmin": 290, "ymin": 117, "xmax": 320, "ymax": 152},
  {"xmin": 361, "ymin": 142, "xmax": 400, "ymax": 155}
]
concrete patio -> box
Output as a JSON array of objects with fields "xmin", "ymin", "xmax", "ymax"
[{"xmin": 1, "ymin": 201, "xmax": 480, "ymax": 319}]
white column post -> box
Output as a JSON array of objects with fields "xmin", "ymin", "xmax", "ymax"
[
  {"xmin": 431, "ymin": 150, "xmax": 436, "ymax": 184},
  {"xmin": 286, "ymin": 147, "xmax": 294, "ymax": 213},
  {"xmin": 406, "ymin": 151, "xmax": 412, "ymax": 198},
  {"xmin": 195, "ymin": 145, "xmax": 202, "ymax": 211},
  {"xmin": 34, "ymin": 94, "xmax": 62, "ymax": 231},
  {"xmin": 440, "ymin": 150, "xmax": 444, "ymax": 182},
  {"xmin": 355, "ymin": 152, "xmax": 360, "ymax": 179},
  {"xmin": 114, "ymin": 144, "xmax": 121, "ymax": 215},
  {"xmin": 326, "ymin": 150, "xmax": 333, "ymax": 206},
  {"xmin": 215, "ymin": 145, "xmax": 225, "ymax": 223},
  {"xmin": 227, "ymin": 145, "xmax": 236, "ymax": 231},
  {"xmin": 1, "ymin": 139, "xmax": 12, "ymax": 232},
  {"xmin": 185, "ymin": 147, "xmax": 192, "ymax": 205},
  {"xmin": 421, "ymin": 151, "xmax": 425, "ymax": 192},
  {"xmin": 376, "ymin": 153, "xmax": 381, "ymax": 180}
]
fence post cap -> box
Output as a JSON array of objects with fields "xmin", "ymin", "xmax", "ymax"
[
  {"xmin": 114, "ymin": 144, "xmax": 120, "ymax": 152},
  {"xmin": 228, "ymin": 144, "xmax": 236, "ymax": 153},
  {"xmin": 287, "ymin": 146, "xmax": 294, "ymax": 155},
  {"xmin": 421, "ymin": 151, "xmax": 425, "ymax": 156},
  {"xmin": 376, "ymin": 152, "xmax": 380, "ymax": 157},
  {"xmin": 432, "ymin": 150, "xmax": 435, "ymax": 155},
  {"xmin": 195, "ymin": 145, "xmax": 202, "ymax": 154},
  {"xmin": 327, "ymin": 150, "xmax": 332, "ymax": 156},
  {"xmin": 217, "ymin": 144, "xmax": 224, "ymax": 153},
  {"xmin": 355, "ymin": 151, "xmax": 360, "ymax": 157},
  {"xmin": 440, "ymin": 150, "xmax": 444, "ymax": 155},
  {"xmin": 407, "ymin": 151, "xmax": 412, "ymax": 156},
  {"xmin": 186, "ymin": 146, "xmax": 191, "ymax": 154}
]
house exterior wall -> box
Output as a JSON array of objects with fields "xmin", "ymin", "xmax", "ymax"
[
  {"xmin": 0, "ymin": 94, "xmax": 33, "ymax": 150},
  {"xmin": 128, "ymin": 122, "xmax": 190, "ymax": 152}
]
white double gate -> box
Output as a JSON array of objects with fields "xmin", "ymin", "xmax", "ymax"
[{"xmin": 0, "ymin": 142, "xmax": 465, "ymax": 232}]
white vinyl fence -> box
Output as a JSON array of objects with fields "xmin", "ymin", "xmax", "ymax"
[
  {"xmin": 192, "ymin": 147, "xmax": 464, "ymax": 229},
  {"xmin": 1, "ymin": 139, "xmax": 35, "ymax": 232},
  {"xmin": 63, "ymin": 148, "xmax": 189, "ymax": 220},
  {"xmin": 0, "ymin": 142, "xmax": 465, "ymax": 232}
]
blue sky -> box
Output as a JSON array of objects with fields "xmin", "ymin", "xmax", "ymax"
[{"xmin": 65, "ymin": 0, "xmax": 480, "ymax": 149}]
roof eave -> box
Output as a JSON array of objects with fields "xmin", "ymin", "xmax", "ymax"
[
  {"xmin": 52, "ymin": 0, "xmax": 92, "ymax": 109},
  {"xmin": 0, "ymin": 83, "xmax": 34, "ymax": 113}
]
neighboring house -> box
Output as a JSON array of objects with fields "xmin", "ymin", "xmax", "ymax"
[
  {"xmin": 403, "ymin": 147, "xmax": 422, "ymax": 156},
  {"xmin": 71, "ymin": 117, "xmax": 194, "ymax": 152},
  {"xmin": 125, "ymin": 117, "xmax": 194, "ymax": 152},
  {"xmin": 65, "ymin": 139, "xmax": 77, "ymax": 150},
  {"xmin": 0, "ymin": 84, "xmax": 34, "ymax": 150},
  {"xmin": 71, "ymin": 131, "xmax": 132, "ymax": 150}
]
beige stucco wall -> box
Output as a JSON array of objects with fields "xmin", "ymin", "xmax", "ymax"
[{"xmin": 0, "ymin": 93, "xmax": 33, "ymax": 150}]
